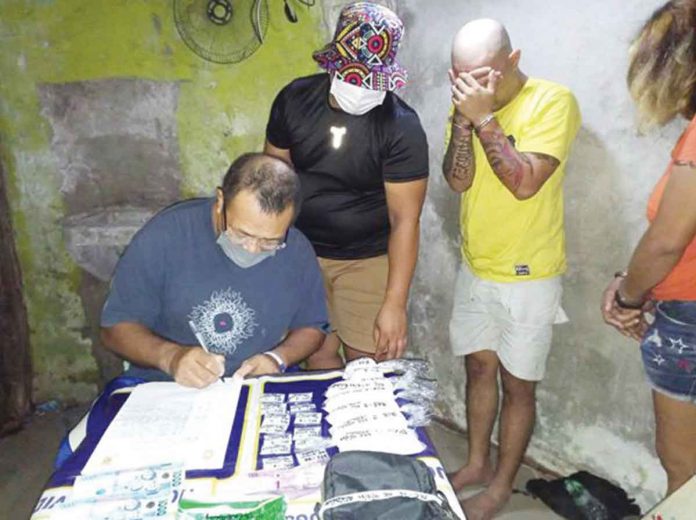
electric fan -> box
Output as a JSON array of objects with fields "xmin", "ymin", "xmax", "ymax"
[{"xmin": 174, "ymin": 0, "xmax": 269, "ymax": 64}]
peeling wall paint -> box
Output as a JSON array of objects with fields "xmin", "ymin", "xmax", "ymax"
[
  {"xmin": 380, "ymin": 0, "xmax": 682, "ymax": 510},
  {"xmin": 0, "ymin": 0, "xmax": 326, "ymax": 403}
]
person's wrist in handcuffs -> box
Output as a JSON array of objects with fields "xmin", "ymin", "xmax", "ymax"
[{"xmin": 615, "ymin": 280, "xmax": 645, "ymax": 310}]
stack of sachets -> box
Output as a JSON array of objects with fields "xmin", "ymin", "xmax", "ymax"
[
  {"xmin": 323, "ymin": 358, "xmax": 426, "ymax": 455},
  {"xmin": 259, "ymin": 391, "xmax": 333, "ymax": 471}
]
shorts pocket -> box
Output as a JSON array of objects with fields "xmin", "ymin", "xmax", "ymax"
[{"xmin": 503, "ymin": 277, "xmax": 563, "ymax": 327}]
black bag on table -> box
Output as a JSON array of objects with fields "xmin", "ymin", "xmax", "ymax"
[{"xmin": 317, "ymin": 450, "xmax": 458, "ymax": 519}]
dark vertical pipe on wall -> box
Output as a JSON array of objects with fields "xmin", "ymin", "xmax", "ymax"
[{"xmin": 0, "ymin": 152, "xmax": 33, "ymax": 436}]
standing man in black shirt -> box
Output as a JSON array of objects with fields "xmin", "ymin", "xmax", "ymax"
[{"xmin": 264, "ymin": 2, "xmax": 429, "ymax": 368}]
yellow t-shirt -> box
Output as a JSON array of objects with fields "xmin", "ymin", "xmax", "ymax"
[{"xmin": 447, "ymin": 78, "xmax": 581, "ymax": 282}]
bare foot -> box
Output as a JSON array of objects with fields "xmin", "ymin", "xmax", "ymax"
[
  {"xmin": 460, "ymin": 488, "xmax": 511, "ymax": 520},
  {"xmin": 447, "ymin": 463, "xmax": 495, "ymax": 492}
]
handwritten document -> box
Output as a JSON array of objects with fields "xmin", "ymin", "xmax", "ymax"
[{"xmin": 83, "ymin": 380, "xmax": 241, "ymax": 474}]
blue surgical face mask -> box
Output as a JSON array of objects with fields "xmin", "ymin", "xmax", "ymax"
[{"xmin": 216, "ymin": 232, "xmax": 275, "ymax": 269}]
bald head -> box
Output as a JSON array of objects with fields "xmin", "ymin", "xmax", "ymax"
[{"xmin": 451, "ymin": 19, "xmax": 513, "ymax": 72}]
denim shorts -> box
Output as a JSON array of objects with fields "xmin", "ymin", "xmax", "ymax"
[{"xmin": 640, "ymin": 301, "xmax": 696, "ymax": 403}]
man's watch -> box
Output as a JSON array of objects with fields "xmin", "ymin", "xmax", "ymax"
[{"xmin": 263, "ymin": 351, "xmax": 287, "ymax": 373}]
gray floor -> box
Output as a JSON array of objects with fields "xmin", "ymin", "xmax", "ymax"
[
  {"xmin": 0, "ymin": 406, "xmax": 88, "ymax": 519},
  {"xmin": 0, "ymin": 410, "xmax": 561, "ymax": 519},
  {"xmin": 427, "ymin": 420, "xmax": 563, "ymax": 519}
]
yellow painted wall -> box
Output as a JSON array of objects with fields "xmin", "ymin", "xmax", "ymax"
[{"xmin": 0, "ymin": 0, "xmax": 326, "ymax": 402}]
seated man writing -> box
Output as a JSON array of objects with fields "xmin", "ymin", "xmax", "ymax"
[{"xmin": 101, "ymin": 153, "xmax": 330, "ymax": 388}]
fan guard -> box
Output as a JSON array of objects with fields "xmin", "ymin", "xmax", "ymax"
[{"xmin": 174, "ymin": 0, "xmax": 269, "ymax": 64}]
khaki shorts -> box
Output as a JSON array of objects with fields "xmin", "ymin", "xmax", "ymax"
[{"xmin": 318, "ymin": 255, "xmax": 388, "ymax": 353}]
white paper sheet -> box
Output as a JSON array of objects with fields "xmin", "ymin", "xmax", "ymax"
[{"xmin": 82, "ymin": 380, "xmax": 241, "ymax": 475}]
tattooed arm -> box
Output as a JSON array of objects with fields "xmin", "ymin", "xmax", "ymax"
[
  {"xmin": 443, "ymin": 114, "xmax": 476, "ymax": 192},
  {"xmin": 476, "ymin": 117, "xmax": 560, "ymax": 200},
  {"xmin": 443, "ymin": 67, "xmax": 495, "ymax": 193}
]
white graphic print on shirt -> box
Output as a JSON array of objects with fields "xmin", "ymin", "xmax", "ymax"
[{"xmin": 188, "ymin": 288, "xmax": 257, "ymax": 355}]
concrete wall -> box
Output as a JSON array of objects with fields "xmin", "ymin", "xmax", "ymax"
[
  {"xmin": 0, "ymin": 0, "xmax": 325, "ymax": 403},
  {"xmin": 376, "ymin": 0, "xmax": 683, "ymax": 510}
]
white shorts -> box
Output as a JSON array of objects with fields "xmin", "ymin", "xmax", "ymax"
[{"xmin": 449, "ymin": 263, "xmax": 568, "ymax": 381}]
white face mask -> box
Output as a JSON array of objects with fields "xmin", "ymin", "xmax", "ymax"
[{"xmin": 330, "ymin": 76, "xmax": 387, "ymax": 116}]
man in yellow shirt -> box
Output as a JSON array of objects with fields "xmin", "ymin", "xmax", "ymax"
[{"xmin": 443, "ymin": 19, "xmax": 580, "ymax": 520}]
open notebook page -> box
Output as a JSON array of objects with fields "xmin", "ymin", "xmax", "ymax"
[{"xmin": 82, "ymin": 380, "xmax": 241, "ymax": 475}]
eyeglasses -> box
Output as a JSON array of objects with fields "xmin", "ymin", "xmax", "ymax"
[
  {"xmin": 219, "ymin": 191, "xmax": 288, "ymax": 252},
  {"xmin": 225, "ymin": 226, "xmax": 287, "ymax": 252}
]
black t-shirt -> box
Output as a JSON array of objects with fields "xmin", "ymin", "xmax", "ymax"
[{"xmin": 266, "ymin": 73, "xmax": 429, "ymax": 259}]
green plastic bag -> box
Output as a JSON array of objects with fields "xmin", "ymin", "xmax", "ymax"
[{"xmin": 176, "ymin": 495, "xmax": 286, "ymax": 520}]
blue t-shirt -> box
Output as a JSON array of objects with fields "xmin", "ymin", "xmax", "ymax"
[{"xmin": 101, "ymin": 198, "xmax": 330, "ymax": 380}]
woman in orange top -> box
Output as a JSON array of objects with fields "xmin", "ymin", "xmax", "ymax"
[{"xmin": 602, "ymin": 0, "xmax": 696, "ymax": 497}]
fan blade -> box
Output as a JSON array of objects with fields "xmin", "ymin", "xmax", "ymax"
[
  {"xmin": 252, "ymin": 0, "xmax": 264, "ymax": 43},
  {"xmin": 284, "ymin": 0, "xmax": 298, "ymax": 23}
]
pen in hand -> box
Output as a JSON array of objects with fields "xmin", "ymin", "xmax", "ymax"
[{"xmin": 188, "ymin": 320, "xmax": 225, "ymax": 383}]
